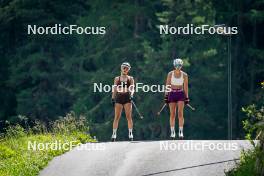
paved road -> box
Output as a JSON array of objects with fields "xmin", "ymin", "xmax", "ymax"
[{"xmin": 39, "ymin": 140, "xmax": 253, "ymax": 176}]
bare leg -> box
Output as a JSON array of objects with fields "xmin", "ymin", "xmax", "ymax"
[
  {"xmin": 177, "ymin": 101, "xmax": 185, "ymax": 138},
  {"xmin": 113, "ymin": 103, "xmax": 123, "ymax": 129},
  {"xmin": 169, "ymin": 103, "xmax": 177, "ymax": 138},
  {"xmin": 124, "ymin": 103, "xmax": 133, "ymax": 139},
  {"xmin": 112, "ymin": 103, "xmax": 123, "ymax": 140},
  {"xmin": 124, "ymin": 103, "xmax": 133, "ymax": 129}
]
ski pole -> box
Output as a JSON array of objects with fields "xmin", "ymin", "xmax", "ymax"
[
  {"xmin": 186, "ymin": 104, "xmax": 195, "ymax": 111},
  {"xmin": 157, "ymin": 103, "xmax": 167, "ymax": 116},
  {"xmin": 131, "ymin": 101, "xmax": 144, "ymax": 119}
]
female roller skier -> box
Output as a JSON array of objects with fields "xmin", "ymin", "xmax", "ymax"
[
  {"xmin": 164, "ymin": 58, "xmax": 190, "ymax": 139},
  {"xmin": 111, "ymin": 62, "xmax": 135, "ymax": 141}
]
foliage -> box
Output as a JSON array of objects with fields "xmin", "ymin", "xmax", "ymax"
[
  {"xmin": 226, "ymin": 82, "xmax": 264, "ymax": 176},
  {"xmin": 226, "ymin": 149, "xmax": 257, "ymax": 176},
  {"xmin": 0, "ymin": 113, "xmax": 95, "ymax": 176},
  {"xmin": 51, "ymin": 111, "xmax": 89, "ymax": 134},
  {"xmin": 0, "ymin": 0, "xmax": 263, "ymax": 141},
  {"xmin": 242, "ymin": 104, "xmax": 264, "ymax": 141}
]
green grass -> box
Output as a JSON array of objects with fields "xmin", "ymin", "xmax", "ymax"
[
  {"xmin": 0, "ymin": 132, "xmax": 95, "ymax": 176},
  {"xmin": 0, "ymin": 112, "xmax": 96, "ymax": 176},
  {"xmin": 225, "ymin": 149, "xmax": 258, "ymax": 176}
]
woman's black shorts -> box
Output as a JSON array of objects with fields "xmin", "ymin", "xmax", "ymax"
[{"xmin": 115, "ymin": 92, "xmax": 131, "ymax": 105}]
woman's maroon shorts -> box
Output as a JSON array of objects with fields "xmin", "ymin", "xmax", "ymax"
[{"xmin": 168, "ymin": 89, "xmax": 186, "ymax": 103}]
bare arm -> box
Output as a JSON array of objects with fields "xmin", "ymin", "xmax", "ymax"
[
  {"xmin": 184, "ymin": 74, "xmax": 189, "ymax": 98},
  {"xmin": 112, "ymin": 77, "xmax": 118, "ymax": 99},
  {"xmin": 129, "ymin": 76, "xmax": 135, "ymax": 97},
  {"xmin": 165, "ymin": 72, "xmax": 171, "ymax": 96}
]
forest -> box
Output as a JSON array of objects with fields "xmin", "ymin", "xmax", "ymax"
[{"xmin": 0, "ymin": 0, "xmax": 263, "ymax": 141}]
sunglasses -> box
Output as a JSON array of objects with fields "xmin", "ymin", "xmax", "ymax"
[
  {"xmin": 174, "ymin": 64, "xmax": 182, "ymax": 68},
  {"xmin": 122, "ymin": 66, "xmax": 130, "ymax": 71}
]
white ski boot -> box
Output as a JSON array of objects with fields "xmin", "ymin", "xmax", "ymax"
[
  {"xmin": 170, "ymin": 131, "xmax": 176, "ymax": 140},
  {"xmin": 129, "ymin": 132, "xmax": 133, "ymax": 141},
  {"xmin": 179, "ymin": 132, "xmax": 184, "ymax": 139},
  {"xmin": 111, "ymin": 133, "xmax": 116, "ymax": 142}
]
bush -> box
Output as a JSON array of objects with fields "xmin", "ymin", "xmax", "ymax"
[
  {"xmin": 0, "ymin": 112, "xmax": 95, "ymax": 176},
  {"xmin": 5, "ymin": 124, "xmax": 26, "ymax": 138},
  {"xmin": 226, "ymin": 102, "xmax": 264, "ymax": 176},
  {"xmin": 51, "ymin": 111, "xmax": 89, "ymax": 134},
  {"xmin": 226, "ymin": 150, "xmax": 257, "ymax": 176}
]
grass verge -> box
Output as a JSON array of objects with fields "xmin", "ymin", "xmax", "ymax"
[{"xmin": 0, "ymin": 112, "xmax": 96, "ymax": 176}]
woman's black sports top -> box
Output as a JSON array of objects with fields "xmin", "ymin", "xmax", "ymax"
[{"xmin": 117, "ymin": 76, "xmax": 131, "ymax": 88}]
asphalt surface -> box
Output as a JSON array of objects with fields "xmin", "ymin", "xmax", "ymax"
[{"xmin": 39, "ymin": 140, "xmax": 253, "ymax": 176}]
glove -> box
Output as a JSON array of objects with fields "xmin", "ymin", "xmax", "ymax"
[
  {"xmin": 164, "ymin": 95, "xmax": 169, "ymax": 104},
  {"xmin": 111, "ymin": 98, "xmax": 115, "ymax": 106},
  {"xmin": 129, "ymin": 93, "xmax": 134, "ymax": 101},
  {"xmin": 184, "ymin": 97, "xmax": 190, "ymax": 105}
]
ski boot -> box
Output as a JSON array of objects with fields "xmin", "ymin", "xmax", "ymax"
[
  {"xmin": 129, "ymin": 133, "xmax": 133, "ymax": 141},
  {"xmin": 170, "ymin": 132, "xmax": 176, "ymax": 140},
  {"xmin": 111, "ymin": 134, "xmax": 116, "ymax": 142},
  {"xmin": 179, "ymin": 132, "xmax": 184, "ymax": 140}
]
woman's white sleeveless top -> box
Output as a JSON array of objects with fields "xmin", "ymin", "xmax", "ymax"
[{"xmin": 171, "ymin": 71, "xmax": 184, "ymax": 86}]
